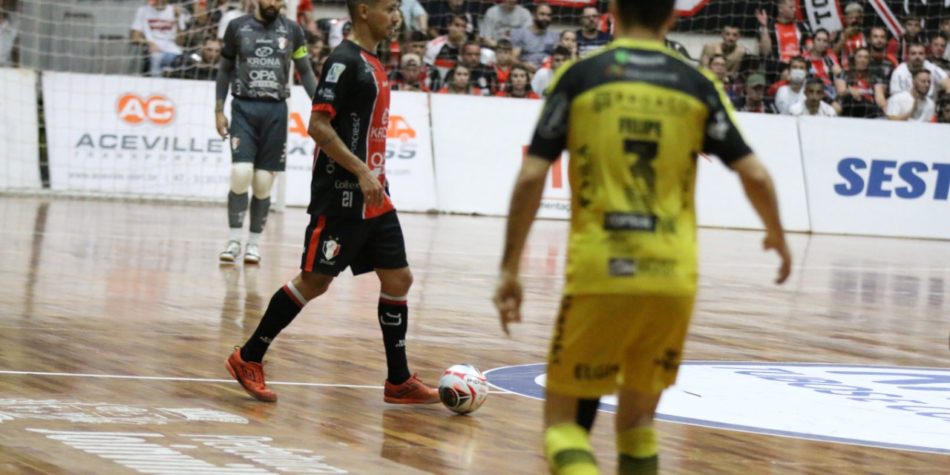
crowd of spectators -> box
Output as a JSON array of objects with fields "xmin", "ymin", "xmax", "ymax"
[
  {"xmin": 702, "ymin": 0, "xmax": 950, "ymax": 122},
  {"xmin": 3, "ymin": 0, "xmax": 950, "ymax": 120}
]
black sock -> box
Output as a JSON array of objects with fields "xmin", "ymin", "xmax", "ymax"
[
  {"xmin": 228, "ymin": 191, "xmax": 249, "ymax": 229},
  {"xmin": 241, "ymin": 283, "xmax": 307, "ymax": 363},
  {"xmin": 249, "ymin": 196, "xmax": 271, "ymax": 234},
  {"xmin": 378, "ymin": 297, "xmax": 410, "ymax": 384}
]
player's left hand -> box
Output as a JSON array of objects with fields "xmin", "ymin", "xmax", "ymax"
[{"xmin": 494, "ymin": 272, "xmax": 523, "ymax": 336}]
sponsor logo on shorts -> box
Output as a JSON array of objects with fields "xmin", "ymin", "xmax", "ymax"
[
  {"xmin": 321, "ymin": 237, "xmax": 341, "ymax": 262},
  {"xmin": 574, "ymin": 363, "xmax": 619, "ymax": 381},
  {"xmin": 326, "ymin": 63, "xmax": 346, "ymax": 84},
  {"xmin": 231, "ymin": 137, "xmax": 240, "ymax": 151},
  {"xmin": 117, "ymin": 93, "xmax": 175, "ymax": 126}
]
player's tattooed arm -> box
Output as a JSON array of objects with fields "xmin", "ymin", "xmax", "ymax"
[
  {"xmin": 214, "ymin": 57, "xmax": 235, "ymax": 138},
  {"xmin": 294, "ymin": 56, "xmax": 319, "ymax": 99},
  {"xmin": 215, "ymin": 57, "xmax": 235, "ymax": 112}
]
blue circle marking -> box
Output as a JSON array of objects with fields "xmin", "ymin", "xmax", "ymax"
[{"xmin": 486, "ymin": 361, "xmax": 950, "ymax": 455}]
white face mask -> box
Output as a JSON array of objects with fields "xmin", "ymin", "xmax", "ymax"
[{"xmin": 789, "ymin": 69, "xmax": 807, "ymax": 83}]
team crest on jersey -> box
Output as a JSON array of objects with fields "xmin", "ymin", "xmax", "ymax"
[
  {"xmin": 326, "ymin": 63, "xmax": 346, "ymax": 83},
  {"xmin": 322, "ymin": 237, "xmax": 341, "ymax": 261},
  {"xmin": 277, "ymin": 37, "xmax": 287, "ymax": 50}
]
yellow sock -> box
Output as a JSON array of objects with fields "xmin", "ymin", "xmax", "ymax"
[
  {"xmin": 544, "ymin": 423, "xmax": 599, "ymax": 475},
  {"xmin": 616, "ymin": 426, "xmax": 658, "ymax": 475}
]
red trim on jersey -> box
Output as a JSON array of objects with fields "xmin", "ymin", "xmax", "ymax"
[
  {"xmin": 303, "ymin": 215, "xmax": 327, "ymax": 272},
  {"xmin": 359, "ymin": 50, "xmax": 395, "ymax": 220},
  {"xmin": 312, "ymin": 104, "xmax": 337, "ymax": 120}
]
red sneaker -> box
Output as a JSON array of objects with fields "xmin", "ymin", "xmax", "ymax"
[
  {"xmin": 225, "ymin": 347, "xmax": 277, "ymax": 402},
  {"xmin": 384, "ymin": 373, "xmax": 439, "ymax": 404}
]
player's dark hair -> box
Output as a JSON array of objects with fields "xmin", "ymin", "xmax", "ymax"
[
  {"xmin": 613, "ymin": 0, "xmax": 676, "ymax": 32},
  {"xmin": 345, "ymin": 0, "xmax": 378, "ymax": 19}
]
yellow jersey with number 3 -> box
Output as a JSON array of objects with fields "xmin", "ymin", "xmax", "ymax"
[{"xmin": 528, "ymin": 38, "xmax": 752, "ymax": 296}]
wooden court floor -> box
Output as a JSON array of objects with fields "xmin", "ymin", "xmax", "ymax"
[{"xmin": 0, "ymin": 196, "xmax": 948, "ymax": 474}]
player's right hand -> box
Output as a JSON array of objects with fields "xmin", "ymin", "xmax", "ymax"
[
  {"xmin": 358, "ymin": 172, "xmax": 384, "ymax": 207},
  {"xmin": 215, "ymin": 111, "xmax": 229, "ymax": 139},
  {"xmin": 493, "ymin": 272, "xmax": 523, "ymax": 336},
  {"xmin": 764, "ymin": 231, "xmax": 792, "ymax": 284}
]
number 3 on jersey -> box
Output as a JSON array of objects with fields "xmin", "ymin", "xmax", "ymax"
[{"xmin": 623, "ymin": 139, "xmax": 659, "ymax": 206}]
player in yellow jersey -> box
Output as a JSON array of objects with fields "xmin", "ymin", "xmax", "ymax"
[{"xmin": 494, "ymin": 1, "xmax": 792, "ymax": 474}]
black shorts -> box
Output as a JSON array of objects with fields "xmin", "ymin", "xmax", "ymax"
[
  {"xmin": 229, "ymin": 97, "xmax": 288, "ymax": 172},
  {"xmin": 300, "ymin": 211, "xmax": 409, "ymax": 276}
]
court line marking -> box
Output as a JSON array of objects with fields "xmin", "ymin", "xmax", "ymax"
[
  {"xmin": 0, "ymin": 370, "xmax": 381, "ymax": 389},
  {"xmin": 0, "ymin": 370, "xmax": 514, "ymax": 394}
]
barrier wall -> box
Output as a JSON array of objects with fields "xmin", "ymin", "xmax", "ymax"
[
  {"xmin": 33, "ymin": 72, "xmax": 950, "ymax": 240},
  {"xmin": 40, "ymin": 73, "xmax": 437, "ymax": 212},
  {"xmin": 0, "ymin": 68, "xmax": 41, "ymax": 189},
  {"xmin": 799, "ymin": 117, "xmax": 950, "ymax": 239},
  {"xmin": 43, "ymin": 73, "xmax": 230, "ymax": 198}
]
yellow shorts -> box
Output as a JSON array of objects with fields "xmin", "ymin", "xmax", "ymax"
[{"xmin": 545, "ymin": 294, "xmax": 695, "ymax": 398}]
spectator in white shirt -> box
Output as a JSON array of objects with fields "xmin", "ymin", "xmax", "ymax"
[
  {"xmin": 887, "ymin": 69, "xmax": 936, "ymax": 122},
  {"xmin": 775, "ymin": 56, "xmax": 809, "ymax": 114},
  {"xmin": 790, "ymin": 79, "xmax": 838, "ymax": 117},
  {"xmin": 479, "ymin": 0, "xmax": 531, "ymax": 48},
  {"xmin": 400, "ymin": 0, "xmax": 428, "ymax": 34},
  {"xmin": 131, "ymin": 0, "xmax": 188, "ymax": 77},
  {"xmin": 531, "ymin": 45, "xmax": 570, "ymax": 96},
  {"xmin": 889, "ymin": 43, "xmax": 950, "ymax": 100},
  {"xmin": 217, "ymin": 0, "xmax": 253, "ymax": 40},
  {"xmin": 0, "ymin": 11, "xmax": 17, "ymax": 67}
]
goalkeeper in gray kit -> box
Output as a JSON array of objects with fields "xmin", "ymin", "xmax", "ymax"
[{"xmin": 215, "ymin": 0, "xmax": 317, "ymax": 264}]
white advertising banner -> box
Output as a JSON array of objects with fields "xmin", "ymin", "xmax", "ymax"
[
  {"xmin": 1, "ymin": 68, "xmax": 41, "ymax": 189},
  {"xmin": 43, "ymin": 72, "xmax": 230, "ymax": 198},
  {"xmin": 800, "ymin": 117, "xmax": 950, "ymax": 239},
  {"xmin": 696, "ymin": 113, "xmax": 811, "ymax": 232},
  {"xmin": 432, "ymin": 96, "xmax": 811, "ymax": 230},
  {"xmin": 431, "ymin": 94, "xmax": 569, "ymax": 219},
  {"xmin": 284, "ymin": 90, "xmax": 437, "ymax": 212}
]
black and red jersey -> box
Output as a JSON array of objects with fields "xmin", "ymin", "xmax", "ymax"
[{"xmin": 311, "ymin": 40, "xmax": 395, "ymax": 220}]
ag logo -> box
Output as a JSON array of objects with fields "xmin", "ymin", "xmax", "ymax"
[
  {"xmin": 322, "ymin": 237, "xmax": 341, "ymax": 261},
  {"xmin": 117, "ymin": 94, "xmax": 175, "ymax": 126},
  {"xmin": 255, "ymin": 46, "xmax": 274, "ymax": 57}
]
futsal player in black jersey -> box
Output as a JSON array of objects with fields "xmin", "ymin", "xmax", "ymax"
[{"xmin": 226, "ymin": 0, "xmax": 439, "ymax": 405}]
